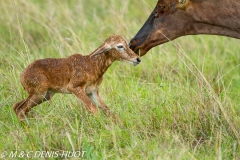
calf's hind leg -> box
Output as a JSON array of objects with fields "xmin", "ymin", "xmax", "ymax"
[{"xmin": 13, "ymin": 90, "xmax": 53, "ymax": 120}]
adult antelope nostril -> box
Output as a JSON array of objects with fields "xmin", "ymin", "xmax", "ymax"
[
  {"xmin": 129, "ymin": 39, "xmax": 137, "ymax": 50},
  {"xmin": 136, "ymin": 57, "xmax": 141, "ymax": 63},
  {"xmin": 129, "ymin": 42, "xmax": 132, "ymax": 48},
  {"xmin": 129, "ymin": 39, "xmax": 140, "ymax": 52}
]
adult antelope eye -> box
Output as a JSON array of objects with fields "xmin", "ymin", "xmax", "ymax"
[{"xmin": 179, "ymin": 0, "xmax": 186, "ymax": 4}]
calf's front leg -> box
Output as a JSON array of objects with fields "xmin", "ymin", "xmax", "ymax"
[
  {"xmin": 86, "ymin": 77, "xmax": 113, "ymax": 116},
  {"xmin": 71, "ymin": 87, "xmax": 98, "ymax": 114},
  {"xmin": 88, "ymin": 90, "xmax": 111, "ymax": 115},
  {"xmin": 88, "ymin": 90, "xmax": 121, "ymax": 124}
]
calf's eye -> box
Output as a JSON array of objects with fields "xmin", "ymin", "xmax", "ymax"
[{"xmin": 117, "ymin": 45, "xmax": 124, "ymax": 49}]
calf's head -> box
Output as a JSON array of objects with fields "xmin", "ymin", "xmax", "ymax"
[{"xmin": 92, "ymin": 35, "xmax": 141, "ymax": 66}]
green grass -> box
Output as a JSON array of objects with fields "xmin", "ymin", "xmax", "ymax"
[{"xmin": 0, "ymin": 0, "xmax": 239, "ymax": 159}]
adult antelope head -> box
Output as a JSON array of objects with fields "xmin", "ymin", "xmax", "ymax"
[{"xmin": 130, "ymin": 0, "xmax": 240, "ymax": 56}]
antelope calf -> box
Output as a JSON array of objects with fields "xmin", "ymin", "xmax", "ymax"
[{"xmin": 13, "ymin": 35, "xmax": 141, "ymax": 121}]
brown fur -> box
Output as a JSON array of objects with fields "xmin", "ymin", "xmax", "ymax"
[
  {"xmin": 13, "ymin": 35, "xmax": 141, "ymax": 121},
  {"xmin": 130, "ymin": 0, "xmax": 240, "ymax": 56}
]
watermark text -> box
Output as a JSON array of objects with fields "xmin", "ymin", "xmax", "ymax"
[{"xmin": 0, "ymin": 150, "xmax": 86, "ymax": 159}]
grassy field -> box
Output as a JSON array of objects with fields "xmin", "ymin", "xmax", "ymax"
[{"xmin": 0, "ymin": 0, "xmax": 239, "ymax": 159}]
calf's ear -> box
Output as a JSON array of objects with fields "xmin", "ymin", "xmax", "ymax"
[{"xmin": 91, "ymin": 43, "xmax": 111, "ymax": 56}]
